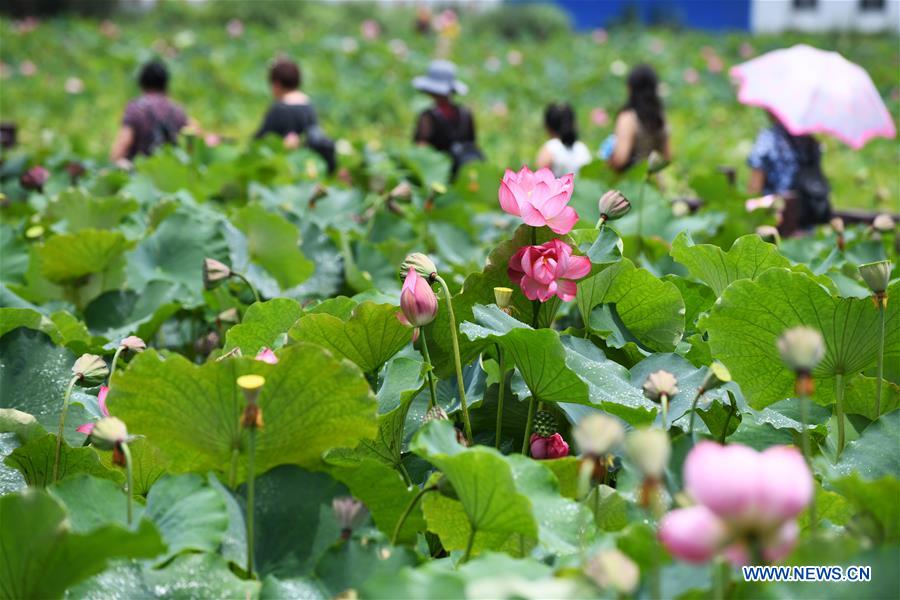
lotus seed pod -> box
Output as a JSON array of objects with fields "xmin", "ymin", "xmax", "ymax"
[
  {"xmin": 583, "ymin": 548, "xmax": 640, "ymax": 595},
  {"xmin": 332, "ymin": 496, "xmax": 368, "ymax": 537},
  {"xmin": 399, "ymin": 253, "xmax": 437, "ymax": 282},
  {"xmin": 872, "ymin": 213, "xmax": 895, "ymax": 233},
  {"xmin": 202, "ymin": 258, "xmax": 232, "ymax": 289},
  {"xmin": 626, "ymin": 428, "xmax": 671, "ymax": 479},
  {"xmin": 90, "ymin": 417, "xmax": 128, "ymax": 451},
  {"xmin": 597, "ymin": 189, "xmax": 630, "ymax": 221},
  {"xmin": 120, "ymin": 336, "xmax": 146, "ymax": 353},
  {"xmin": 573, "ymin": 414, "xmax": 625, "ymax": 456},
  {"xmin": 643, "ymin": 370, "xmax": 679, "ymax": 402},
  {"xmin": 777, "ymin": 326, "xmax": 825, "ymax": 373},
  {"xmin": 700, "ymin": 361, "xmax": 731, "ymax": 392},
  {"xmin": 859, "ymin": 260, "xmax": 892, "ymax": 294},
  {"xmin": 533, "ymin": 410, "xmax": 557, "ymax": 437},
  {"xmin": 493, "ymin": 286, "xmax": 513, "ymax": 310},
  {"xmin": 237, "ymin": 374, "xmax": 266, "ymax": 406},
  {"xmin": 72, "ymin": 354, "xmax": 109, "ymax": 386}
]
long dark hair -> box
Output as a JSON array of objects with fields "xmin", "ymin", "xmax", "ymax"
[
  {"xmin": 622, "ymin": 64, "xmax": 665, "ymax": 134},
  {"xmin": 544, "ymin": 102, "xmax": 578, "ymax": 148}
]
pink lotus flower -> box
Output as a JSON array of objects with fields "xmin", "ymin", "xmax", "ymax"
[
  {"xmin": 745, "ymin": 194, "xmax": 777, "ymax": 212},
  {"xmin": 19, "ymin": 60, "xmax": 37, "ymax": 77},
  {"xmin": 499, "ymin": 166, "xmax": 579, "ymax": 234},
  {"xmin": 530, "ymin": 433, "xmax": 569, "ymax": 459},
  {"xmin": 397, "ymin": 268, "xmax": 438, "ymax": 341},
  {"xmin": 255, "ymin": 348, "xmax": 279, "ymax": 364},
  {"xmin": 591, "ymin": 108, "xmax": 609, "ymax": 127},
  {"xmin": 65, "ymin": 77, "xmax": 84, "ymax": 94},
  {"xmin": 508, "ymin": 239, "xmax": 591, "ymax": 302},
  {"xmin": 226, "ymin": 18, "xmax": 244, "ymax": 38},
  {"xmin": 77, "ymin": 386, "xmax": 109, "ymax": 435},
  {"xmin": 659, "ymin": 441, "xmax": 812, "ymax": 565},
  {"xmin": 739, "ymin": 42, "xmax": 755, "ymax": 59},
  {"xmin": 683, "ymin": 68, "xmax": 700, "ymax": 85},
  {"xmin": 361, "ymin": 19, "xmax": 381, "ymax": 40},
  {"xmin": 592, "ymin": 28, "xmax": 608, "ymax": 44}
]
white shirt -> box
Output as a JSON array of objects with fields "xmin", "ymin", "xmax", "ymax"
[{"xmin": 541, "ymin": 138, "xmax": 592, "ymax": 177}]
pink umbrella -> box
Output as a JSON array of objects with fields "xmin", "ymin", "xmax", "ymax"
[{"xmin": 730, "ymin": 44, "xmax": 896, "ymax": 149}]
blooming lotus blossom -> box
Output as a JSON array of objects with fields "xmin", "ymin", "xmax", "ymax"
[
  {"xmin": 397, "ymin": 268, "xmax": 438, "ymax": 341},
  {"xmin": 226, "ymin": 18, "xmax": 244, "ymax": 38},
  {"xmin": 361, "ymin": 19, "xmax": 381, "ymax": 40},
  {"xmin": 659, "ymin": 441, "xmax": 812, "ymax": 565},
  {"xmin": 255, "ymin": 347, "xmax": 279, "ymax": 364},
  {"xmin": 20, "ymin": 166, "xmax": 49, "ymax": 191},
  {"xmin": 530, "ymin": 433, "xmax": 569, "ymax": 459},
  {"xmin": 77, "ymin": 386, "xmax": 110, "ymax": 435},
  {"xmin": 508, "ymin": 239, "xmax": 590, "ymax": 302},
  {"xmin": 499, "ymin": 166, "xmax": 578, "ymax": 234}
]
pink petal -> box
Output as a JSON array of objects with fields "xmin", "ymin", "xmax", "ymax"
[
  {"xmin": 396, "ymin": 312, "xmax": 412, "ymax": 327},
  {"xmin": 520, "ymin": 276, "xmax": 546, "ymax": 301},
  {"xmin": 530, "ymin": 433, "xmax": 548, "ymax": 459},
  {"xmin": 255, "ymin": 348, "xmax": 279, "ymax": 364},
  {"xmin": 98, "ymin": 385, "xmax": 110, "ymax": 417},
  {"xmin": 762, "ymin": 520, "xmax": 799, "ymax": 563},
  {"xmin": 498, "ymin": 179, "xmax": 522, "ymax": 216},
  {"xmin": 555, "ymin": 279, "xmax": 578, "ymax": 302},
  {"xmin": 544, "ymin": 206, "xmax": 579, "ymax": 235},
  {"xmin": 561, "ymin": 254, "xmax": 591, "ymax": 280},
  {"xmin": 76, "ymin": 423, "xmax": 95, "ymax": 435},
  {"xmin": 659, "ymin": 506, "xmax": 729, "ymax": 563},
  {"xmin": 535, "ymin": 188, "xmax": 572, "ymax": 219},
  {"xmin": 758, "ymin": 446, "xmax": 813, "ymax": 523},
  {"xmin": 684, "ymin": 441, "xmax": 761, "ymax": 523},
  {"xmin": 519, "ymin": 200, "xmax": 549, "ymax": 228}
]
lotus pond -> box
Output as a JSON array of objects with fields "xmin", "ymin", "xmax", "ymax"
[{"xmin": 0, "ymin": 4, "xmax": 898, "ymax": 600}]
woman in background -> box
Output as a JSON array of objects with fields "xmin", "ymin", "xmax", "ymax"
[
  {"xmin": 536, "ymin": 102, "xmax": 591, "ymax": 177},
  {"xmin": 412, "ymin": 60, "xmax": 482, "ymax": 177},
  {"xmin": 607, "ymin": 64, "xmax": 670, "ymax": 172},
  {"xmin": 255, "ymin": 57, "xmax": 335, "ymax": 172},
  {"xmin": 110, "ymin": 60, "xmax": 188, "ymax": 164}
]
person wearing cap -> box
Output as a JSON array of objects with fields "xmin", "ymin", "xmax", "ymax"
[{"xmin": 412, "ymin": 60, "xmax": 482, "ymax": 177}]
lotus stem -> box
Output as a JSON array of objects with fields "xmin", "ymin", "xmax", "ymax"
[
  {"xmin": 245, "ymin": 428, "xmax": 257, "ymax": 578},
  {"xmin": 687, "ymin": 388, "xmax": 704, "ymax": 437},
  {"xmin": 391, "ymin": 486, "xmax": 435, "ymax": 546},
  {"xmin": 419, "ymin": 329, "xmax": 438, "ymax": 410},
  {"xmin": 109, "ymin": 346, "xmax": 126, "ymax": 380},
  {"xmin": 462, "ymin": 527, "xmax": 477, "ymax": 563},
  {"xmin": 595, "ymin": 216, "xmax": 607, "ymax": 230},
  {"xmin": 522, "ymin": 396, "xmax": 536, "ymax": 455},
  {"xmin": 531, "ymin": 299, "xmax": 541, "ymax": 328},
  {"xmin": 53, "ymin": 376, "xmax": 79, "ymax": 482},
  {"xmin": 495, "ymin": 344, "xmax": 506, "ymax": 449},
  {"xmin": 636, "ymin": 177, "xmax": 647, "ymax": 256},
  {"xmin": 720, "ymin": 395, "xmax": 737, "ymax": 444},
  {"xmin": 713, "ymin": 557, "xmax": 728, "ymax": 600},
  {"xmin": 798, "ymin": 382, "xmax": 817, "ymax": 527},
  {"xmin": 435, "ymin": 275, "xmax": 472, "ymax": 443},
  {"xmin": 232, "ymin": 271, "xmax": 261, "ymax": 304},
  {"xmin": 121, "ymin": 442, "xmax": 134, "ymax": 526},
  {"xmin": 229, "ymin": 445, "xmax": 239, "ymax": 490},
  {"xmin": 875, "ymin": 303, "xmax": 885, "ymax": 418},
  {"xmin": 835, "ymin": 372, "xmax": 846, "ymax": 458},
  {"xmin": 661, "ymin": 393, "xmax": 669, "ymax": 429}
]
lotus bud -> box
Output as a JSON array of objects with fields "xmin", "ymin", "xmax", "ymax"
[
  {"xmin": 398, "ymin": 268, "xmax": 438, "ymax": 328},
  {"xmin": 573, "ymin": 414, "xmax": 624, "ymax": 457},
  {"xmin": 72, "ymin": 354, "xmax": 109, "ymax": 386},
  {"xmin": 25, "ymin": 225, "xmax": 44, "ymax": 239},
  {"xmin": 389, "ymin": 181, "xmax": 413, "ymax": 200},
  {"xmin": 237, "ymin": 374, "xmax": 266, "ymax": 429},
  {"xmin": 671, "ymin": 199, "xmax": 690, "ymax": 218},
  {"xmin": 493, "ymin": 286, "xmax": 513, "ymax": 312},
  {"xmin": 647, "ymin": 151, "xmax": 669, "ymax": 174},
  {"xmin": 583, "ymin": 548, "xmax": 640, "ymax": 595},
  {"xmin": 399, "ymin": 253, "xmax": 437, "ymax": 282},
  {"xmin": 777, "ymin": 326, "xmax": 825, "ymax": 374},
  {"xmin": 830, "ymin": 217, "xmax": 845, "ymax": 235},
  {"xmin": 20, "ymin": 165, "xmax": 49, "ymax": 191},
  {"xmin": 597, "ymin": 189, "xmax": 630, "ymax": 222},
  {"xmin": 120, "ymin": 336, "xmax": 146, "ymax": 353},
  {"xmin": 859, "ymin": 260, "xmax": 892, "ymax": 295},
  {"xmin": 202, "ymin": 258, "xmax": 232, "ymax": 289},
  {"xmin": 700, "ymin": 361, "xmax": 731, "ymax": 393},
  {"xmin": 625, "ymin": 427, "xmax": 671, "ymax": 480},
  {"xmin": 90, "ymin": 417, "xmax": 129, "ymax": 451},
  {"xmin": 332, "ymin": 496, "xmax": 368, "ymax": 540},
  {"xmin": 756, "ymin": 225, "xmax": 781, "ymax": 245},
  {"xmin": 872, "ymin": 213, "xmax": 895, "ymax": 233},
  {"xmin": 642, "ymin": 370, "xmax": 679, "ymax": 402}
]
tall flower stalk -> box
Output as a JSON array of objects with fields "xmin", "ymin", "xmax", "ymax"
[
  {"xmin": 859, "ymin": 260, "xmax": 891, "ymax": 418},
  {"xmin": 237, "ymin": 374, "xmax": 266, "ymax": 579},
  {"xmin": 89, "ymin": 416, "xmax": 135, "ymax": 525},
  {"xmin": 55, "ymin": 354, "xmax": 108, "ymax": 482},
  {"xmin": 435, "ymin": 274, "xmax": 473, "ymax": 442}
]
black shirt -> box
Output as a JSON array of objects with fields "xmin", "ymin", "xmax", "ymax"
[
  {"xmin": 255, "ymin": 102, "xmax": 318, "ymax": 139},
  {"xmin": 413, "ymin": 104, "xmax": 476, "ymax": 153}
]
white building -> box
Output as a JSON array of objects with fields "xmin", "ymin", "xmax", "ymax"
[{"xmin": 752, "ymin": 0, "xmax": 900, "ymax": 33}]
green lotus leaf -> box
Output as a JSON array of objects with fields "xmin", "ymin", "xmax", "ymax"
[
  {"xmin": 231, "ymin": 204, "xmax": 314, "ymax": 289},
  {"xmin": 223, "ymin": 298, "xmax": 304, "ymax": 355},
  {"xmin": 37, "ymin": 229, "xmax": 132, "ymax": 283}
]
